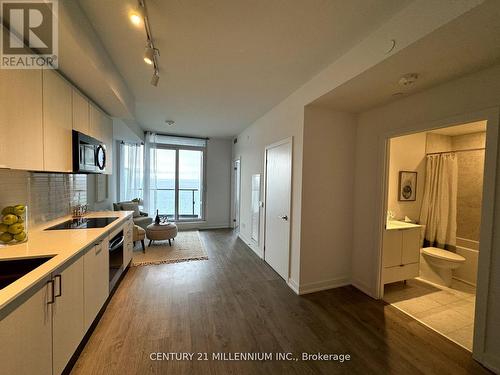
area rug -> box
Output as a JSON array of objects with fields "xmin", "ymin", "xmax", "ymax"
[{"xmin": 131, "ymin": 230, "xmax": 208, "ymax": 267}]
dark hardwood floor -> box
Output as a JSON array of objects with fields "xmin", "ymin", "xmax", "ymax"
[{"xmin": 71, "ymin": 230, "xmax": 489, "ymax": 375}]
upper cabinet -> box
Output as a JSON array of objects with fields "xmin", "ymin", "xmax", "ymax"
[
  {"xmin": 0, "ymin": 69, "xmax": 113, "ymax": 174},
  {"xmin": 72, "ymin": 89, "xmax": 90, "ymax": 135},
  {"xmin": 102, "ymin": 114, "xmax": 113, "ymax": 175},
  {"xmin": 90, "ymin": 104, "xmax": 113, "ymax": 174},
  {"xmin": 42, "ymin": 70, "xmax": 73, "ymax": 173},
  {"xmin": 0, "ymin": 69, "xmax": 44, "ymax": 171}
]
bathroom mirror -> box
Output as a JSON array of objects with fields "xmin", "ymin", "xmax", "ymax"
[{"xmin": 251, "ymin": 174, "xmax": 261, "ymax": 244}]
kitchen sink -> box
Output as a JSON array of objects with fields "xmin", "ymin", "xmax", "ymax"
[{"xmin": 0, "ymin": 256, "xmax": 54, "ymax": 289}]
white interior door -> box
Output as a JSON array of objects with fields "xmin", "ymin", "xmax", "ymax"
[
  {"xmin": 233, "ymin": 159, "xmax": 241, "ymax": 229},
  {"xmin": 264, "ymin": 139, "xmax": 292, "ymax": 280}
]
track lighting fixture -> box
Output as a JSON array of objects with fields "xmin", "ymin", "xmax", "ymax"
[
  {"xmin": 130, "ymin": 0, "xmax": 161, "ymax": 86},
  {"xmin": 129, "ymin": 1, "xmax": 144, "ymax": 26},
  {"xmin": 151, "ymin": 70, "xmax": 160, "ymax": 87},
  {"xmin": 144, "ymin": 45, "xmax": 154, "ymax": 65}
]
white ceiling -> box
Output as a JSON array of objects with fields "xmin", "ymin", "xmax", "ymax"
[
  {"xmin": 311, "ymin": 0, "xmax": 500, "ymax": 113},
  {"xmin": 78, "ymin": 0, "xmax": 411, "ymax": 137}
]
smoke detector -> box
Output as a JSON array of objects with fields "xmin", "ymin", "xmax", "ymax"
[
  {"xmin": 165, "ymin": 120, "xmax": 175, "ymax": 126},
  {"xmin": 398, "ymin": 73, "xmax": 419, "ymax": 87}
]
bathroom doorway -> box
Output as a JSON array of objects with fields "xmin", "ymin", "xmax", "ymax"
[{"xmin": 380, "ymin": 120, "xmax": 488, "ymax": 351}]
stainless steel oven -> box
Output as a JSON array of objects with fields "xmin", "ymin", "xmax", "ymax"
[
  {"xmin": 109, "ymin": 230, "xmax": 124, "ymax": 291},
  {"xmin": 72, "ymin": 130, "xmax": 107, "ymax": 173}
]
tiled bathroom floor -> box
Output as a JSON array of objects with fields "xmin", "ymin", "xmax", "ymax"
[{"xmin": 383, "ymin": 278, "xmax": 476, "ymax": 350}]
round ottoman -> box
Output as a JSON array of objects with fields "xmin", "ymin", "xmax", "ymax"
[{"xmin": 146, "ymin": 222, "xmax": 178, "ymax": 247}]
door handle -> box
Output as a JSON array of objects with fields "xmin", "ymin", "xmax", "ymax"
[
  {"xmin": 95, "ymin": 243, "xmax": 103, "ymax": 255},
  {"xmin": 279, "ymin": 215, "xmax": 288, "ymax": 221},
  {"xmin": 47, "ymin": 279, "xmax": 55, "ymax": 305},
  {"xmin": 54, "ymin": 275, "xmax": 62, "ymax": 297}
]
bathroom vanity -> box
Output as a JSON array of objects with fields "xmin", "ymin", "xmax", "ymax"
[{"xmin": 383, "ymin": 221, "xmax": 422, "ymax": 284}]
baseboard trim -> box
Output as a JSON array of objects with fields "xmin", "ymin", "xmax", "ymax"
[
  {"xmin": 296, "ymin": 277, "xmax": 351, "ymax": 295},
  {"xmin": 238, "ymin": 233, "xmax": 263, "ymax": 258},
  {"xmin": 352, "ymin": 278, "xmax": 377, "ymax": 299},
  {"xmin": 287, "ymin": 278, "xmax": 300, "ymax": 295}
]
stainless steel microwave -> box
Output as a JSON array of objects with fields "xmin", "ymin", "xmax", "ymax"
[{"xmin": 72, "ymin": 131, "xmax": 106, "ymax": 173}]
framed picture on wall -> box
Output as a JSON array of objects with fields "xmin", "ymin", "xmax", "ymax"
[{"xmin": 398, "ymin": 171, "xmax": 417, "ymax": 201}]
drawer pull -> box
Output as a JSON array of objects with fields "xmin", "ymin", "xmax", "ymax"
[
  {"xmin": 47, "ymin": 280, "xmax": 55, "ymax": 305},
  {"xmin": 54, "ymin": 275, "xmax": 62, "ymax": 297}
]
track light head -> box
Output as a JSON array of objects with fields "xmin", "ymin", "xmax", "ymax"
[
  {"xmin": 144, "ymin": 45, "xmax": 154, "ymax": 65},
  {"xmin": 129, "ymin": 4, "xmax": 144, "ymax": 26},
  {"xmin": 151, "ymin": 71, "xmax": 160, "ymax": 87}
]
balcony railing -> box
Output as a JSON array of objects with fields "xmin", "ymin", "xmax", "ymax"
[{"xmin": 151, "ymin": 188, "xmax": 200, "ymax": 219}]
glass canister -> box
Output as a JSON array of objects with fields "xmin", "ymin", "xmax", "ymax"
[{"xmin": 0, "ymin": 204, "xmax": 28, "ymax": 246}]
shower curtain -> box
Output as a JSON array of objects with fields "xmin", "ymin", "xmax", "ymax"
[{"xmin": 419, "ymin": 153, "xmax": 458, "ymax": 250}]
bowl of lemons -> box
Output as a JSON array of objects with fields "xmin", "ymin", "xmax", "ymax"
[{"xmin": 0, "ymin": 205, "xmax": 28, "ymax": 246}]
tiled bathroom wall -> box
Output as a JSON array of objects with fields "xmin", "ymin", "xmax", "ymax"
[{"xmin": 0, "ymin": 170, "xmax": 87, "ymax": 227}]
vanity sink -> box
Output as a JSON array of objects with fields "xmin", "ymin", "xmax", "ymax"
[
  {"xmin": 0, "ymin": 256, "xmax": 54, "ymax": 289},
  {"xmin": 386, "ymin": 220, "xmax": 422, "ymax": 230}
]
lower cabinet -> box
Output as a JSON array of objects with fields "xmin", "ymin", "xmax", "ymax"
[
  {"xmin": 84, "ymin": 236, "xmax": 109, "ymax": 331},
  {"xmin": 52, "ymin": 256, "xmax": 84, "ymax": 375},
  {"xmin": 0, "ymin": 219, "xmax": 133, "ymax": 375},
  {"xmin": 123, "ymin": 219, "xmax": 134, "ymax": 266},
  {"xmin": 382, "ymin": 227, "xmax": 421, "ymax": 284},
  {"xmin": 0, "ymin": 277, "xmax": 53, "ymax": 375}
]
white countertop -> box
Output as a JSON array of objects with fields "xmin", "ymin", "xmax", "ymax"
[
  {"xmin": 386, "ymin": 220, "xmax": 422, "ymax": 230},
  {"xmin": 0, "ymin": 211, "xmax": 133, "ymax": 311}
]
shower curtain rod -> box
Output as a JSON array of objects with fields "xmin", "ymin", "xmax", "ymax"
[{"xmin": 426, "ymin": 147, "xmax": 485, "ymax": 156}]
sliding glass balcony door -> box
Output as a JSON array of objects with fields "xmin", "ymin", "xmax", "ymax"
[{"xmin": 149, "ymin": 146, "xmax": 205, "ymax": 221}]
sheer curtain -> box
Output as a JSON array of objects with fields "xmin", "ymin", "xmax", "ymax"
[
  {"xmin": 419, "ymin": 153, "xmax": 458, "ymax": 250},
  {"xmin": 119, "ymin": 142, "xmax": 144, "ymax": 202},
  {"xmin": 143, "ymin": 132, "xmax": 158, "ymax": 216}
]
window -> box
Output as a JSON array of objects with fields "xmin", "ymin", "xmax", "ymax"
[
  {"xmin": 119, "ymin": 142, "xmax": 144, "ymax": 202},
  {"xmin": 145, "ymin": 133, "xmax": 206, "ymax": 221}
]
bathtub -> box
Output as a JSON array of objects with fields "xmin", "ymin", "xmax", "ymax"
[{"xmin": 453, "ymin": 237, "xmax": 479, "ymax": 286}]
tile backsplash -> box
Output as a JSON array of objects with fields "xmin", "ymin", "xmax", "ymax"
[{"xmin": 0, "ymin": 170, "xmax": 87, "ymax": 227}]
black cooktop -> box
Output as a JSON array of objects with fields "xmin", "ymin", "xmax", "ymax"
[{"xmin": 45, "ymin": 217, "xmax": 118, "ymax": 231}]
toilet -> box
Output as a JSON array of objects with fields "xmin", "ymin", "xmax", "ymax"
[{"xmin": 419, "ymin": 226, "xmax": 466, "ymax": 287}]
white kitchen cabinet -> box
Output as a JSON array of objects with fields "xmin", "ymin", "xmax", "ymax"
[
  {"xmin": 72, "ymin": 88, "xmax": 90, "ymax": 135},
  {"xmin": 0, "ymin": 69, "xmax": 44, "ymax": 171},
  {"xmin": 52, "ymin": 256, "xmax": 84, "ymax": 375},
  {"xmin": 123, "ymin": 218, "xmax": 134, "ymax": 266},
  {"xmin": 102, "ymin": 114, "xmax": 113, "ymax": 175},
  {"xmin": 0, "ymin": 277, "xmax": 53, "ymax": 375},
  {"xmin": 89, "ymin": 104, "xmax": 105, "ymax": 141},
  {"xmin": 43, "ymin": 69, "xmax": 73, "ymax": 172},
  {"xmin": 382, "ymin": 227, "xmax": 421, "ymax": 284},
  {"xmin": 89, "ymin": 103, "xmax": 113, "ymax": 174},
  {"xmin": 84, "ymin": 237, "xmax": 109, "ymax": 331}
]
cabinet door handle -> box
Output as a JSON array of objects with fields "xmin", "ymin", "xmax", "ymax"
[
  {"xmin": 95, "ymin": 244, "xmax": 103, "ymax": 255},
  {"xmin": 54, "ymin": 275, "xmax": 62, "ymax": 297},
  {"xmin": 47, "ymin": 279, "xmax": 55, "ymax": 305}
]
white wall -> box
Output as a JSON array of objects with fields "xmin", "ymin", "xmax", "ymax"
[
  {"xmin": 232, "ymin": 0, "xmax": 480, "ymax": 290},
  {"xmin": 353, "ymin": 64, "xmax": 500, "ymax": 372},
  {"xmin": 387, "ymin": 132, "xmax": 427, "ymax": 221},
  {"xmin": 113, "ymin": 118, "xmax": 143, "ymax": 143},
  {"xmin": 204, "ymin": 138, "xmax": 232, "ymax": 228},
  {"xmin": 299, "ymin": 106, "xmax": 355, "ymax": 293}
]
